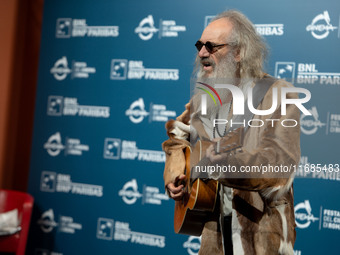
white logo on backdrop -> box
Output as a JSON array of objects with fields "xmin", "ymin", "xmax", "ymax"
[
  {"xmin": 110, "ymin": 59, "xmax": 179, "ymax": 81},
  {"xmin": 97, "ymin": 218, "xmax": 114, "ymax": 240},
  {"xmin": 306, "ymin": 11, "xmax": 338, "ymax": 39},
  {"xmin": 56, "ymin": 18, "xmax": 119, "ymax": 38},
  {"xmin": 113, "ymin": 220, "xmax": 166, "ymax": 248},
  {"xmin": 125, "ymin": 98, "xmax": 176, "ymax": 124},
  {"xmin": 43, "ymin": 132, "xmax": 89, "ymax": 157},
  {"xmin": 322, "ymin": 208, "xmax": 340, "ymax": 231},
  {"xmin": 37, "ymin": 209, "xmax": 82, "ymax": 234},
  {"xmin": 50, "ymin": 57, "xmax": 96, "ymax": 81},
  {"xmin": 56, "ymin": 18, "xmax": 72, "ymax": 38},
  {"xmin": 110, "ymin": 59, "xmax": 128, "ymax": 80},
  {"xmin": 50, "ymin": 57, "xmax": 71, "ymax": 81},
  {"xmin": 43, "ymin": 132, "xmax": 65, "ymax": 156},
  {"xmin": 103, "ymin": 138, "xmax": 165, "ymax": 163},
  {"xmin": 255, "ymin": 24, "xmax": 284, "ymax": 36},
  {"xmin": 47, "ymin": 96, "xmax": 63, "ymax": 116},
  {"xmin": 118, "ymin": 179, "xmax": 169, "ymax": 205},
  {"xmin": 300, "ymin": 106, "xmax": 326, "ymax": 135},
  {"xmin": 37, "ymin": 209, "xmax": 58, "ymax": 233},
  {"xmin": 183, "ymin": 236, "xmax": 201, "ymax": 255},
  {"xmin": 40, "ymin": 171, "xmax": 57, "ymax": 192},
  {"xmin": 204, "ymin": 15, "xmax": 284, "ymax": 36},
  {"xmin": 329, "ymin": 113, "xmax": 340, "ymax": 134},
  {"xmin": 204, "ymin": 16, "xmax": 215, "ymax": 27},
  {"xmin": 294, "ymin": 200, "xmax": 319, "ymax": 229},
  {"xmin": 135, "ymin": 15, "xmax": 159, "ymax": 40},
  {"xmin": 47, "ymin": 96, "xmax": 110, "ymax": 118},
  {"xmin": 274, "ymin": 62, "xmax": 296, "ymax": 80},
  {"xmin": 103, "ymin": 138, "xmax": 121, "ymax": 160},
  {"xmin": 125, "ymin": 98, "xmax": 149, "ymax": 124},
  {"xmin": 118, "ymin": 179, "xmax": 142, "ymax": 205},
  {"xmin": 135, "ymin": 15, "xmax": 186, "ymax": 40},
  {"xmin": 275, "ymin": 61, "xmax": 340, "ymax": 85},
  {"xmin": 40, "ymin": 171, "xmax": 103, "ymax": 197}
]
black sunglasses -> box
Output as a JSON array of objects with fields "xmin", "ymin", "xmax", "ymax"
[{"xmin": 195, "ymin": 40, "xmax": 229, "ymax": 54}]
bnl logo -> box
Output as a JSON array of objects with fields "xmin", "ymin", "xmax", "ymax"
[
  {"xmin": 275, "ymin": 62, "xmax": 296, "ymax": 80},
  {"xmin": 97, "ymin": 218, "xmax": 114, "ymax": 240},
  {"xmin": 40, "ymin": 171, "xmax": 56, "ymax": 192},
  {"xmin": 47, "ymin": 96, "xmax": 63, "ymax": 116},
  {"xmin": 103, "ymin": 138, "xmax": 121, "ymax": 159},
  {"xmin": 56, "ymin": 18, "xmax": 72, "ymax": 38},
  {"xmin": 111, "ymin": 59, "xmax": 128, "ymax": 80},
  {"xmin": 204, "ymin": 16, "xmax": 216, "ymax": 28}
]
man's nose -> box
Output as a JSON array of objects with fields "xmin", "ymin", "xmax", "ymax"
[{"xmin": 198, "ymin": 45, "xmax": 210, "ymax": 58}]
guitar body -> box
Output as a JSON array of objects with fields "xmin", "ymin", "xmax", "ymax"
[
  {"xmin": 173, "ymin": 127, "xmax": 244, "ymax": 236},
  {"xmin": 174, "ymin": 142, "xmax": 218, "ymax": 236}
]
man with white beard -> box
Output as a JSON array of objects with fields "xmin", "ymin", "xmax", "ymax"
[{"xmin": 163, "ymin": 10, "xmax": 300, "ymax": 255}]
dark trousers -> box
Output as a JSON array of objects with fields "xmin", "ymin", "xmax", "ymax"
[{"xmin": 224, "ymin": 216, "xmax": 233, "ymax": 254}]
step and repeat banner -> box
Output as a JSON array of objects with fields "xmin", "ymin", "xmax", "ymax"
[{"xmin": 27, "ymin": 0, "xmax": 340, "ymax": 254}]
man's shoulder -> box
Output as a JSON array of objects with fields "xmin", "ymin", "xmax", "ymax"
[
  {"xmin": 269, "ymin": 75, "xmax": 295, "ymax": 89},
  {"xmin": 261, "ymin": 75, "xmax": 298, "ymax": 103}
]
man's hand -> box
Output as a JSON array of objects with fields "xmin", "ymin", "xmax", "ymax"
[
  {"xmin": 206, "ymin": 139, "xmax": 225, "ymax": 163},
  {"xmin": 167, "ymin": 174, "xmax": 186, "ymax": 201}
]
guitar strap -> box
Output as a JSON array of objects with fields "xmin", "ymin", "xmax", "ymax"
[{"xmin": 228, "ymin": 74, "xmax": 278, "ymax": 132}]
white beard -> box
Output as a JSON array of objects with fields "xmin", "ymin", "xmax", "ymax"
[{"xmin": 192, "ymin": 51, "xmax": 238, "ymax": 118}]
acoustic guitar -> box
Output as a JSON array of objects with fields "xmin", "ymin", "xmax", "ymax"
[{"xmin": 174, "ymin": 127, "xmax": 244, "ymax": 236}]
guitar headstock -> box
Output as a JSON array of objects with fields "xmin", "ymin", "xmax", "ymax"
[{"xmin": 215, "ymin": 127, "xmax": 244, "ymax": 154}]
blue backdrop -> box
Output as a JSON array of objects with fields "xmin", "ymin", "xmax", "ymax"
[{"xmin": 27, "ymin": 0, "xmax": 340, "ymax": 254}]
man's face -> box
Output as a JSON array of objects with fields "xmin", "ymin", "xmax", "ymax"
[{"xmin": 197, "ymin": 18, "xmax": 234, "ymax": 78}]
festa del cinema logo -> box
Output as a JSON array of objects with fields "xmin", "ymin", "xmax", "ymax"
[
  {"xmin": 110, "ymin": 59, "xmax": 179, "ymax": 81},
  {"xmin": 204, "ymin": 15, "xmax": 284, "ymax": 36},
  {"xmin": 294, "ymin": 200, "xmax": 319, "ymax": 229},
  {"xmin": 96, "ymin": 218, "xmax": 166, "ymax": 248},
  {"xmin": 197, "ymin": 81, "xmax": 312, "ymax": 129},
  {"xmin": 50, "ymin": 56, "xmax": 96, "ymax": 81},
  {"xmin": 300, "ymin": 106, "xmax": 326, "ymax": 135},
  {"xmin": 103, "ymin": 138, "xmax": 165, "ymax": 163},
  {"xmin": 43, "ymin": 132, "xmax": 89, "ymax": 157},
  {"xmin": 134, "ymin": 15, "xmax": 186, "ymax": 40},
  {"xmin": 306, "ymin": 10, "xmax": 339, "ymax": 39},
  {"xmin": 295, "ymin": 200, "xmax": 340, "ymax": 231},
  {"xmin": 56, "ymin": 18, "xmax": 119, "ymax": 38},
  {"xmin": 37, "ymin": 209, "xmax": 82, "ymax": 234},
  {"xmin": 125, "ymin": 98, "xmax": 176, "ymax": 124},
  {"xmin": 118, "ymin": 179, "xmax": 169, "ymax": 206}
]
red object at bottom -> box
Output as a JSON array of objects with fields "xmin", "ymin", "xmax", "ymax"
[{"xmin": 0, "ymin": 190, "xmax": 34, "ymax": 255}]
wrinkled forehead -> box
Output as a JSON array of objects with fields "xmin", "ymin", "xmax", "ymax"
[{"xmin": 200, "ymin": 18, "xmax": 233, "ymax": 43}]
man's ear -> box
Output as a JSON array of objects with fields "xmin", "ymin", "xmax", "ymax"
[{"xmin": 234, "ymin": 48, "xmax": 241, "ymax": 62}]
